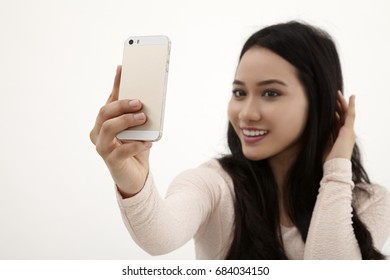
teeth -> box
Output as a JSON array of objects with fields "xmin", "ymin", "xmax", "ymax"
[{"xmin": 243, "ymin": 129, "xmax": 268, "ymax": 137}]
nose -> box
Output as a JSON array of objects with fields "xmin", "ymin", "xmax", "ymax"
[{"xmin": 239, "ymin": 98, "xmax": 261, "ymax": 122}]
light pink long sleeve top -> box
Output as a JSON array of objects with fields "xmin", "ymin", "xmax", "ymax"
[{"xmin": 116, "ymin": 158, "xmax": 390, "ymax": 259}]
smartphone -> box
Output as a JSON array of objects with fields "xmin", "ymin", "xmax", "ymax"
[{"xmin": 117, "ymin": 35, "xmax": 171, "ymax": 141}]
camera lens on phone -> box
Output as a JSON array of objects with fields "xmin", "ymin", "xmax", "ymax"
[{"xmin": 129, "ymin": 39, "xmax": 134, "ymax": 45}]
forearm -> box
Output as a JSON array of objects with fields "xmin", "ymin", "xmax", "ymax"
[
  {"xmin": 116, "ymin": 173, "xmax": 202, "ymax": 255},
  {"xmin": 304, "ymin": 158, "xmax": 361, "ymax": 259},
  {"xmin": 116, "ymin": 166, "xmax": 221, "ymax": 256}
]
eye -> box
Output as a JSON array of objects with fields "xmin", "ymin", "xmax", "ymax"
[
  {"xmin": 262, "ymin": 89, "xmax": 280, "ymax": 97},
  {"xmin": 232, "ymin": 89, "xmax": 246, "ymax": 98}
]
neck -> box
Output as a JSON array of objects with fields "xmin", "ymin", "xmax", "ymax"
[
  {"xmin": 268, "ymin": 154, "xmax": 295, "ymax": 191},
  {"xmin": 268, "ymin": 150, "xmax": 298, "ymax": 228}
]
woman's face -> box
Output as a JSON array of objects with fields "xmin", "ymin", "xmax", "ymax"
[{"xmin": 228, "ymin": 47, "xmax": 309, "ymax": 163}]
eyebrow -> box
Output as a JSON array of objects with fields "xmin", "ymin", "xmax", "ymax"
[{"xmin": 233, "ymin": 79, "xmax": 287, "ymax": 87}]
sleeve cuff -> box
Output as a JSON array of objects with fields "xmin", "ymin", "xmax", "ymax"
[
  {"xmin": 115, "ymin": 172, "xmax": 155, "ymax": 208},
  {"xmin": 321, "ymin": 158, "xmax": 354, "ymax": 189}
]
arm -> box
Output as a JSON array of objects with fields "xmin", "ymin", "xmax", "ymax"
[
  {"xmin": 304, "ymin": 158, "xmax": 361, "ymax": 259},
  {"xmin": 116, "ymin": 165, "xmax": 223, "ymax": 256},
  {"xmin": 304, "ymin": 93, "xmax": 360, "ymax": 259},
  {"xmin": 304, "ymin": 159, "xmax": 390, "ymax": 259},
  {"xmin": 354, "ymin": 183, "xmax": 390, "ymax": 251},
  {"xmin": 305, "ymin": 93, "xmax": 390, "ymax": 259}
]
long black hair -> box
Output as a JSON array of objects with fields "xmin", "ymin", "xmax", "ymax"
[{"xmin": 219, "ymin": 21, "xmax": 385, "ymax": 259}]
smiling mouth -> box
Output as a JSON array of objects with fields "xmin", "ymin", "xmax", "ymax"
[{"xmin": 242, "ymin": 129, "xmax": 269, "ymax": 137}]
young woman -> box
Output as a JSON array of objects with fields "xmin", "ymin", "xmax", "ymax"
[{"xmin": 90, "ymin": 21, "xmax": 390, "ymax": 259}]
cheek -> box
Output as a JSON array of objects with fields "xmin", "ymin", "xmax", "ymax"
[
  {"xmin": 227, "ymin": 100, "xmax": 238, "ymax": 122},
  {"xmin": 276, "ymin": 104, "xmax": 308, "ymax": 135}
]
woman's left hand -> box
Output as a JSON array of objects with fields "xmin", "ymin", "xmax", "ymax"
[{"xmin": 325, "ymin": 91, "xmax": 356, "ymax": 162}]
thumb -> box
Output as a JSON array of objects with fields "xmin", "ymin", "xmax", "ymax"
[{"xmin": 106, "ymin": 65, "xmax": 122, "ymax": 104}]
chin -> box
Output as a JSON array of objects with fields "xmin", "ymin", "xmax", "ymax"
[{"xmin": 242, "ymin": 151, "xmax": 267, "ymax": 161}]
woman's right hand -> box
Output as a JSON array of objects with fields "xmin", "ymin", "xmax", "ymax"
[{"xmin": 90, "ymin": 66, "xmax": 153, "ymax": 198}]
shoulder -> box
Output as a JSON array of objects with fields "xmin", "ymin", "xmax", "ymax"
[{"xmin": 353, "ymin": 182, "xmax": 390, "ymax": 213}]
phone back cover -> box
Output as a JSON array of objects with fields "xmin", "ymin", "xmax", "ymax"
[{"xmin": 119, "ymin": 39, "xmax": 170, "ymax": 132}]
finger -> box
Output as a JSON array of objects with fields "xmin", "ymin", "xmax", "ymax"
[
  {"xmin": 106, "ymin": 65, "xmax": 122, "ymax": 105},
  {"xmin": 336, "ymin": 101, "xmax": 343, "ymax": 124},
  {"xmin": 92, "ymin": 66, "xmax": 124, "ymax": 146},
  {"xmin": 337, "ymin": 91, "xmax": 350, "ymax": 125},
  {"xmin": 337, "ymin": 90, "xmax": 349, "ymax": 114},
  {"xmin": 106, "ymin": 142, "xmax": 152, "ymax": 167},
  {"xmin": 336, "ymin": 99, "xmax": 342, "ymax": 114},
  {"xmin": 97, "ymin": 113, "xmax": 147, "ymax": 155},
  {"xmin": 90, "ymin": 127, "xmax": 98, "ymax": 145},
  {"xmin": 91, "ymin": 99, "xmax": 142, "ymax": 144},
  {"xmin": 97, "ymin": 99, "xmax": 142, "ymax": 125},
  {"xmin": 343, "ymin": 95, "xmax": 356, "ymax": 129},
  {"xmin": 335, "ymin": 111, "xmax": 341, "ymax": 122}
]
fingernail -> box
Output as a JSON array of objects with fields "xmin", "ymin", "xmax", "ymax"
[
  {"xmin": 134, "ymin": 113, "xmax": 146, "ymax": 121},
  {"xmin": 129, "ymin": 99, "xmax": 140, "ymax": 108}
]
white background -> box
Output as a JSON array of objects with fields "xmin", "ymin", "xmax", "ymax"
[{"xmin": 0, "ymin": 0, "xmax": 389, "ymax": 259}]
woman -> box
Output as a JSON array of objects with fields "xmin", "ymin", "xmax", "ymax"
[{"xmin": 90, "ymin": 21, "xmax": 390, "ymax": 259}]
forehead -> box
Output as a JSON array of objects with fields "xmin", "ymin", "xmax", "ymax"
[{"xmin": 236, "ymin": 47, "xmax": 298, "ymax": 83}]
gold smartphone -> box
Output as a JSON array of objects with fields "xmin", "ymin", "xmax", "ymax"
[{"xmin": 117, "ymin": 35, "xmax": 171, "ymax": 141}]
